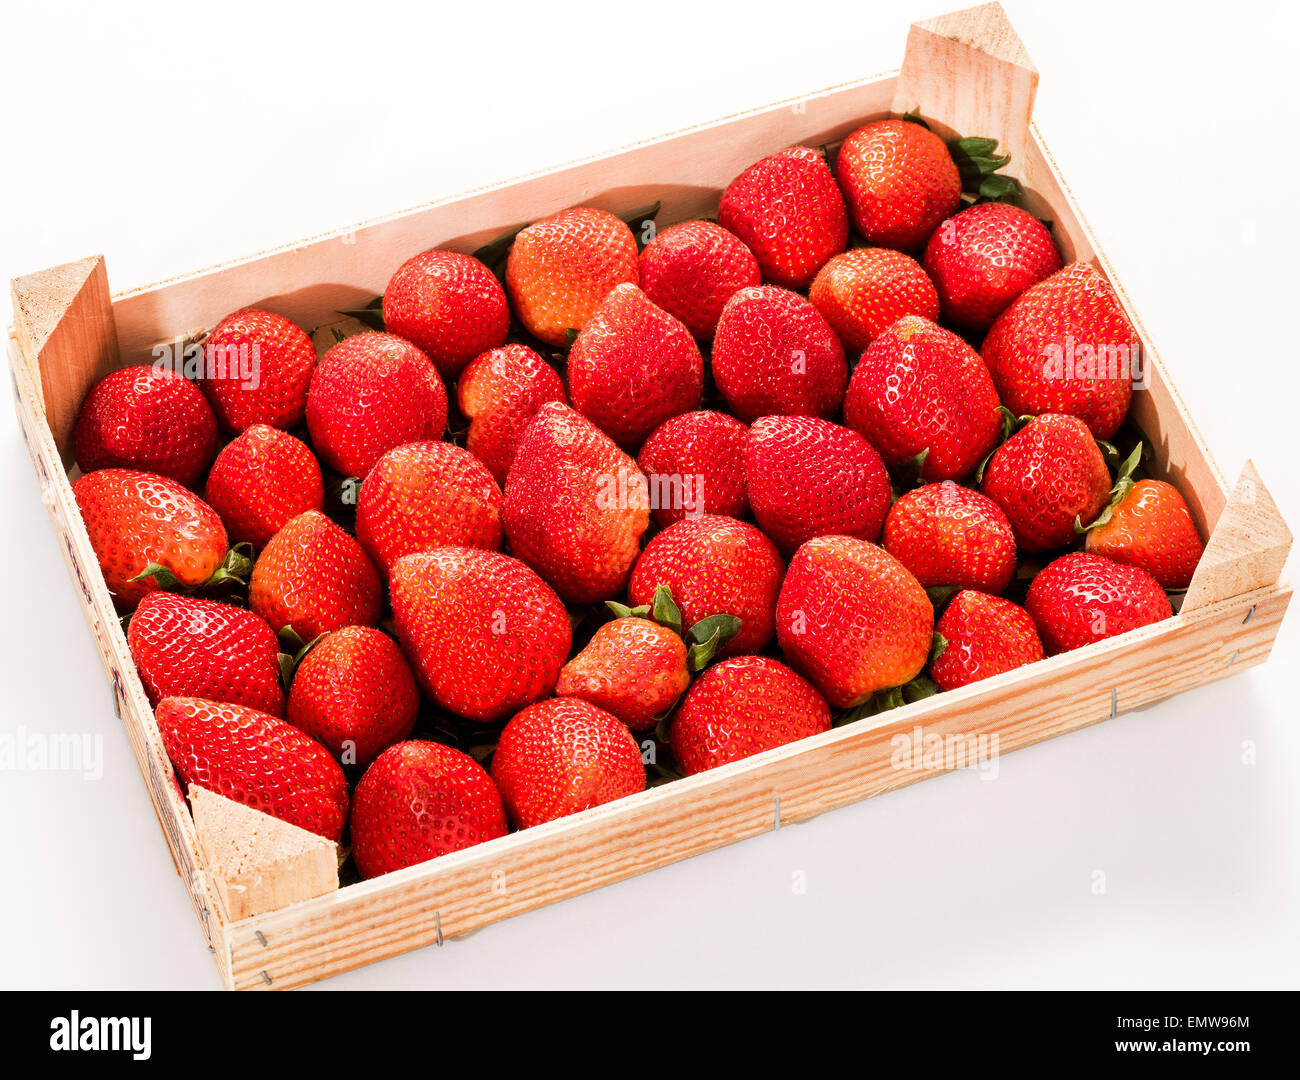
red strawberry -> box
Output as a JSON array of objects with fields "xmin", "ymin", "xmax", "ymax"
[
  {"xmin": 505, "ymin": 206, "xmax": 639, "ymax": 346},
  {"xmin": 1026, "ymin": 552, "xmax": 1172, "ymax": 654},
  {"xmin": 670, "ymin": 656, "xmax": 830, "ymax": 776},
  {"xmin": 717, "ymin": 146, "xmax": 848, "ymax": 289},
  {"xmin": 74, "ymin": 365, "xmax": 217, "ymax": 486},
  {"xmin": 490, "ymin": 699, "xmax": 645, "ymax": 828},
  {"xmin": 638, "ymin": 220, "xmax": 760, "ymax": 338},
  {"xmin": 204, "ymin": 424, "xmax": 324, "ymax": 548},
  {"xmin": 776, "ymin": 535, "xmax": 933, "ymax": 707},
  {"xmin": 1085, "ymin": 479, "xmax": 1204, "ymax": 589},
  {"xmin": 882, "ymin": 482, "xmax": 1017, "ymax": 593},
  {"xmin": 809, "ymin": 248, "xmax": 940, "ymax": 351},
  {"xmin": 982, "ymin": 262, "xmax": 1139, "ymax": 440},
  {"xmin": 712, "ymin": 285, "xmax": 847, "ymax": 423},
  {"xmin": 834, "ymin": 119, "xmax": 962, "ymax": 251},
  {"xmin": 555, "ymin": 617, "xmax": 689, "ymax": 730},
  {"xmin": 502, "ymin": 402, "xmax": 649, "ymax": 605},
  {"xmin": 381, "ymin": 249, "xmax": 510, "ymax": 378},
  {"xmin": 980, "ymin": 413, "xmax": 1110, "ymax": 551},
  {"xmin": 201, "ymin": 309, "xmax": 316, "ymax": 431},
  {"xmin": 355, "ymin": 441, "xmax": 502, "ymax": 573},
  {"xmin": 744, "ymin": 415, "xmax": 891, "ymax": 556},
  {"xmin": 156, "ymin": 696, "xmax": 348, "ymax": 841},
  {"xmin": 286, "ymin": 626, "xmax": 418, "ymax": 768},
  {"xmin": 567, "ymin": 283, "xmax": 703, "ymax": 448},
  {"xmin": 249, "ymin": 510, "xmax": 382, "ymax": 641},
  {"xmin": 844, "ymin": 316, "xmax": 1001, "ymax": 482},
  {"xmin": 350, "ymin": 741, "xmax": 507, "ymax": 878},
  {"xmin": 305, "ymin": 332, "xmax": 448, "ymax": 477},
  {"xmin": 923, "ymin": 201, "xmax": 1062, "ymax": 331},
  {"xmin": 457, "ymin": 344, "xmax": 567, "ymax": 485},
  {"xmin": 637, "ymin": 410, "xmax": 749, "ymax": 527},
  {"xmin": 389, "ymin": 548, "xmax": 571, "ymax": 722},
  {"xmin": 930, "ymin": 590, "xmax": 1045, "ymax": 690}
]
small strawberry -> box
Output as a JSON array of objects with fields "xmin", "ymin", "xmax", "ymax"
[
  {"xmin": 809, "ymin": 247, "xmax": 940, "ymax": 351},
  {"xmin": 1085, "ymin": 479, "xmax": 1204, "ymax": 589},
  {"xmin": 882, "ymin": 482, "xmax": 1017, "ymax": 593},
  {"xmin": 1026, "ymin": 552, "xmax": 1172, "ymax": 654},
  {"xmin": 201, "ymin": 309, "xmax": 317, "ymax": 431},
  {"xmin": 204, "ymin": 424, "xmax": 324, "ymax": 548},
  {"xmin": 457, "ymin": 344, "xmax": 567, "ymax": 485},
  {"xmin": 637, "ymin": 410, "xmax": 749, "ymax": 527},
  {"xmin": 930, "ymin": 590, "xmax": 1045, "ymax": 690},
  {"xmin": 555, "ymin": 617, "xmax": 690, "ymax": 730},
  {"xmin": 637, "ymin": 220, "xmax": 760, "ymax": 338}
]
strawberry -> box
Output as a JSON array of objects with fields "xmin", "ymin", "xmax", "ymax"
[
  {"xmin": 156, "ymin": 696, "xmax": 348, "ymax": 841},
  {"xmin": 882, "ymin": 482, "xmax": 1017, "ymax": 593},
  {"xmin": 980, "ymin": 413, "xmax": 1110, "ymax": 551},
  {"xmin": 567, "ymin": 283, "xmax": 703, "ymax": 449},
  {"xmin": 350, "ymin": 740, "xmax": 508, "ymax": 877},
  {"xmin": 505, "ymin": 206, "xmax": 639, "ymax": 346},
  {"xmin": 834, "ymin": 119, "xmax": 962, "ymax": 251},
  {"xmin": 73, "ymin": 468, "xmax": 228, "ymax": 610},
  {"xmin": 744, "ymin": 415, "xmax": 891, "ymax": 556},
  {"xmin": 809, "ymin": 248, "xmax": 940, "ymax": 352},
  {"xmin": 923, "ymin": 201, "xmax": 1062, "ymax": 331},
  {"xmin": 1026, "ymin": 552, "xmax": 1172, "ymax": 654},
  {"xmin": 389, "ymin": 548, "xmax": 571, "ymax": 722},
  {"xmin": 286, "ymin": 626, "xmax": 419, "ymax": 768},
  {"xmin": 305, "ymin": 331, "xmax": 448, "ymax": 478},
  {"xmin": 930, "ymin": 590, "xmax": 1045, "ymax": 691},
  {"xmin": 669, "ymin": 656, "xmax": 830, "ymax": 776},
  {"xmin": 717, "ymin": 146, "xmax": 848, "ymax": 290},
  {"xmin": 355, "ymin": 441, "xmax": 502, "ymax": 573},
  {"xmin": 776, "ymin": 535, "xmax": 933, "ymax": 707},
  {"xmin": 555, "ymin": 617, "xmax": 689, "ymax": 730},
  {"xmin": 457, "ymin": 344, "xmax": 567, "ymax": 485},
  {"xmin": 502, "ymin": 402, "xmax": 649, "ymax": 605},
  {"xmin": 201, "ymin": 309, "xmax": 317, "ymax": 432},
  {"xmin": 637, "ymin": 410, "xmax": 749, "ymax": 527},
  {"xmin": 381, "ymin": 249, "xmax": 510, "ymax": 378},
  {"xmin": 712, "ymin": 285, "xmax": 847, "ymax": 423},
  {"xmin": 637, "ymin": 220, "xmax": 760, "ymax": 338},
  {"xmin": 982, "ymin": 261, "xmax": 1139, "ymax": 440},
  {"xmin": 1085, "ymin": 479, "xmax": 1204, "ymax": 589},
  {"xmin": 844, "ymin": 315, "xmax": 1001, "ymax": 482},
  {"xmin": 490, "ymin": 698, "xmax": 645, "ymax": 828},
  {"xmin": 73, "ymin": 365, "xmax": 217, "ymax": 487},
  {"xmin": 249, "ymin": 510, "xmax": 382, "ymax": 641},
  {"xmin": 203, "ymin": 424, "xmax": 324, "ymax": 548}
]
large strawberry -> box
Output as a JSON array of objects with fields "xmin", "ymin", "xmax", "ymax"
[
  {"xmin": 809, "ymin": 247, "xmax": 939, "ymax": 351},
  {"xmin": 457, "ymin": 344, "xmax": 567, "ymax": 485},
  {"xmin": 1026, "ymin": 552, "xmax": 1172, "ymax": 654},
  {"xmin": 204, "ymin": 424, "xmax": 324, "ymax": 548},
  {"xmin": 637, "ymin": 410, "xmax": 749, "ymax": 527},
  {"xmin": 201, "ymin": 309, "xmax": 317, "ymax": 431},
  {"xmin": 1085, "ymin": 479, "xmax": 1204, "ymax": 589},
  {"xmin": 930, "ymin": 590, "xmax": 1045, "ymax": 690},
  {"xmin": 637, "ymin": 220, "xmax": 760, "ymax": 338},
  {"xmin": 882, "ymin": 482, "xmax": 1017, "ymax": 593},
  {"xmin": 555, "ymin": 617, "xmax": 689, "ymax": 730}
]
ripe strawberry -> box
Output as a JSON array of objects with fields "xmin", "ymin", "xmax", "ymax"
[
  {"xmin": 980, "ymin": 413, "xmax": 1110, "ymax": 551},
  {"xmin": 350, "ymin": 740, "xmax": 507, "ymax": 878},
  {"xmin": 882, "ymin": 482, "xmax": 1017, "ymax": 593},
  {"xmin": 490, "ymin": 699, "xmax": 645, "ymax": 829},
  {"xmin": 457, "ymin": 344, "xmax": 567, "ymax": 485},
  {"xmin": 555, "ymin": 617, "xmax": 689, "ymax": 730},
  {"xmin": 776, "ymin": 535, "xmax": 932, "ymax": 707},
  {"xmin": 712, "ymin": 285, "xmax": 847, "ymax": 423},
  {"xmin": 156, "ymin": 696, "xmax": 348, "ymax": 841},
  {"xmin": 203, "ymin": 424, "xmax": 324, "ymax": 548},
  {"xmin": 1026, "ymin": 552, "xmax": 1172, "ymax": 654},
  {"xmin": 381, "ymin": 249, "xmax": 510, "ymax": 378},
  {"xmin": 389, "ymin": 548, "xmax": 571, "ymax": 722},
  {"xmin": 923, "ymin": 201, "xmax": 1062, "ymax": 331},
  {"xmin": 305, "ymin": 332, "xmax": 448, "ymax": 478},
  {"xmin": 502, "ymin": 402, "xmax": 649, "ymax": 605},
  {"xmin": 73, "ymin": 468, "xmax": 228, "ymax": 610},
  {"xmin": 982, "ymin": 261, "xmax": 1139, "ymax": 440},
  {"xmin": 567, "ymin": 283, "xmax": 703, "ymax": 448},
  {"xmin": 73, "ymin": 365, "xmax": 217, "ymax": 487},
  {"xmin": 717, "ymin": 146, "xmax": 848, "ymax": 290},
  {"xmin": 809, "ymin": 248, "xmax": 940, "ymax": 351},
  {"xmin": 201, "ymin": 309, "xmax": 316, "ymax": 431},
  {"xmin": 249, "ymin": 510, "xmax": 382, "ymax": 641},
  {"xmin": 355, "ymin": 441, "xmax": 502, "ymax": 573},
  {"xmin": 505, "ymin": 206, "xmax": 639, "ymax": 346},
  {"xmin": 637, "ymin": 410, "xmax": 749, "ymax": 527},
  {"xmin": 638, "ymin": 220, "xmax": 760, "ymax": 338},
  {"xmin": 844, "ymin": 316, "xmax": 1001, "ymax": 482},
  {"xmin": 930, "ymin": 590, "xmax": 1045, "ymax": 691},
  {"xmin": 1085, "ymin": 479, "xmax": 1204, "ymax": 589},
  {"xmin": 670, "ymin": 656, "xmax": 830, "ymax": 776},
  {"xmin": 744, "ymin": 416, "xmax": 891, "ymax": 556},
  {"xmin": 286, "ymin": 626, "xmax": 418, "ymax": 768},
  {"xmin": 834, "ymin": 119, "xmax": 962, "ymax": 251}
]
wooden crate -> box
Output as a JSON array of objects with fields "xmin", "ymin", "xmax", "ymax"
[{"xmin": 7, "ymin": 3, "xmax": 1292, "ymax": 990}]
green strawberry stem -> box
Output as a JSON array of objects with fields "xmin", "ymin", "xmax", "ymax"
[
  {"xmin": 336, "ymin": 296, "xmax": 385, "ymax": 331},
  {"xmin": 1077, "ymin": 442, "xmax": 1145, "ymax": 534}
]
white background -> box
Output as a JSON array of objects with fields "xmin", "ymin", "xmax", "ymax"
[{"xmin": 1, "ymin": 0, "xmax": 1297, "ymax": 990}]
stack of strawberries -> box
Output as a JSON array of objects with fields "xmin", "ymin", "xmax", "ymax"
[{"xmin": 69, "ymin": 118, "xmax": 1205, "ymax": 878}]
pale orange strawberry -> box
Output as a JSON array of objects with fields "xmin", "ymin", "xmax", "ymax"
[
  {"xmin": 555, "ymin": 617, "xmax": 689, "ymax": 730},
  {"xmin": 1085, "ymin": 479, "xmax": 1204, "ymax": 589},
  {"xmin": 809, "ymin": 247, "xmax": 940, "ymax": 351},
  {"xmin": 457, "ymin": 344, "xmax": 567, "ymax": 485}
]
